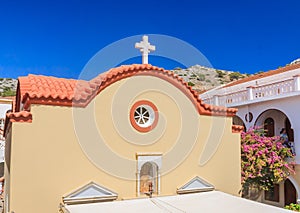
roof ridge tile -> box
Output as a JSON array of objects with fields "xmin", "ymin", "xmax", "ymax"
[{"xmin": 16, "ymin": 64, "xmax": 237, "ymax": 117}]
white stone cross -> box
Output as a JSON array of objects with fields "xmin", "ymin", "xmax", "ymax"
[{"xmin": 135, "ymin": 35, "xmax": 156, "ymax": 64}]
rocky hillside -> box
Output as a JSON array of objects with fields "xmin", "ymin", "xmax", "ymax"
[
  {"xmin": 0, "ymin": 65, "xmax": 251, "ymax": 97},
  {"xmin": 0, "ymin": 78, "xmax": 17, "ymax": 97},
  {"xmin": 170, "ymin": 65, "xmax": 251, "ymax": 93}
]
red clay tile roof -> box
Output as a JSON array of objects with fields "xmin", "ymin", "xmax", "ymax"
[
  {"xmin": 6, "ymin": 111, "xmax": 32, "ymax": 123},
  {"xmin": 232, "ymin": 125, "xmax": 244, "ymax": 133},
  {"xmin": 17, "ymin": 75, "xmax": 88, "ymax": 110},
  {"xmin": 3, "ymin": 111, "xmax": 32, "ymax": 137},
  {"xmin": 15, "ymin": 64, "xmax": 237, "ymax": 117},
  {"xmin": 224, "ymin": 63, "xmax": 300, "ymax": 88}
]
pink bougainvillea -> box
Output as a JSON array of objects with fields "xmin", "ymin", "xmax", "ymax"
[{"xmin": 241, "ymin": 127, "xmax": 295, "ymax": 191}]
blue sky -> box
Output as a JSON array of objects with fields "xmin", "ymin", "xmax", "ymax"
[{"xmin": 0, "ymin": 0, "xmax": 300, "ymax": 79}]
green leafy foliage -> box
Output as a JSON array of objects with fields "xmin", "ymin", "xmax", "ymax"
[
  {"xmin": 197, "ymin": 74, "xmax": 205, "ymax": 81},
  {"xmin": 188, "ymin": 82, "xmax": 195, "ymax": 86},
  {"xmin": 174, "ymin": 67, "xmax": 182, "ymax": 70},
  {"xmin": 229, "ymin": 72, "xmax": 243, "ymax": 81},
  {"xmin": 1, "ymin": 87, "xmax": 16, "ymax": 97},
  {"xmin": 216, "ymin": 70, "xmax": 225, "ymax": 78},
  {"xmin": 285, "ymin": 203, "xmax": 300, "ymax": 211}
]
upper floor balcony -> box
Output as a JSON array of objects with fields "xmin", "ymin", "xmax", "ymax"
[{"xmin": 201, "ymin": 74, "xmax": 300, "ymax": 107}]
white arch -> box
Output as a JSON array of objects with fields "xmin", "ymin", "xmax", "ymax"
[
  {"xmin": 287, "ymin": 176, "xmax": 300, "ymax": 204},
  {"xmin": 254, "ymin": 108, "xmax": 294, "ymax": 136},
  {"xmin": 136, "ymin": 154, "xmax": 162, "ymax": 196}
]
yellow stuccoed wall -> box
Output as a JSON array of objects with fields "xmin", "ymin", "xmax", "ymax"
[
  {"xmin": 6, "ymin": 76, "xmax": 241, "ymax": 213},
  {"xmin": 293, "ymin": 165, "xmax": 300, "ymax": 189}
]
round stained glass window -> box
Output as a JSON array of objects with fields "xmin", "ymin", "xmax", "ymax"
[{"xmin": 130, "ymin": 100, "xmax": 158, "ymax": 132}]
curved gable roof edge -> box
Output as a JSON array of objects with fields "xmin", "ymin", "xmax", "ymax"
[{"xmin": 16, "ymin": 64, "xmax": 237, "ymax": 117}]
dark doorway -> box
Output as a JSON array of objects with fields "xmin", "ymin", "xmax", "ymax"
[
  {"xmin": 232, "ymin": 115, "xmax": 246, "ymax": 131},
  {"xmin": 285, "ymin": 118, "xmax": 294, "ymax": 142},
  {"xmin": 264, "ymin": 117, "xmax": 274, "ymax": 137},
  {"xmin": 284, "ymin": 179, "xmax": 297, "ymax": 205}
]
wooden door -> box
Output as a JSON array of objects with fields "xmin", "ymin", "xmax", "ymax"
[
  {"xmin": 264, "ymin": 118, "xmax": 274, "ymax": 137},
  {"xmin": 284, "ymin": 179, "xmax": 297, "ymax": 205}
]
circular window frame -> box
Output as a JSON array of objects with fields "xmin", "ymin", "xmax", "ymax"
[{"xmin": 130, "ymin": 100, "xmax": 158, "ymax": 133}]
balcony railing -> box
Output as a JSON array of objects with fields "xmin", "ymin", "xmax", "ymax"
[{"xmin": 202, "ymin": 75, "xmax": 300, "ymax": 106}]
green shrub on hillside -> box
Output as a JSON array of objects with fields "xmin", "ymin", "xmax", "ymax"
[
  {"xmin": 216, "ymin": 70, "xmax": 225, "ymax": 78},
  {"xmin": 197, "ymin": 74, "xmax": 205, "ymax": 81},
  {"xmin": 174, "ymin": 67, "xmax": 182, "ymax": 70},
  {"xmin": 188, "ymin": 82, "xmax": 195, "ymax": 86},
  {"xmin": 1, "ymin": 87, "xmax": 16, "ymax": 97},
  {"xmin": 229, "ymin": 72, "xmax": 243, "ymax": 81}
]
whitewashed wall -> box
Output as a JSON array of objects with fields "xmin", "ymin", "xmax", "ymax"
[{"xmin": 0, "ymin": 100, "xmax": 13, "ymax": 163}]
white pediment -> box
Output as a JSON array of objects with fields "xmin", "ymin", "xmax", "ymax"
[
  {"xmin": 63, "ymin": 182, "xmax": 117, "ymax": 205},
  {"xmin": 177, "ymin": 176, "xmax": 214, "ymax": 194}
]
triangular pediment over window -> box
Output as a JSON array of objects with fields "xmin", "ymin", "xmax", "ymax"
[
  {"xmin": 177, "ymin": 176, "xmax": 214, "ymax": 194},
  {"xmin": 63, "ymin": 182, "xmax": 118, "ymax": 205}
]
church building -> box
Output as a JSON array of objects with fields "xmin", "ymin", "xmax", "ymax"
[{"xmin": 3, "ymin": 63, "xmax": 243, "ymax": 212}]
